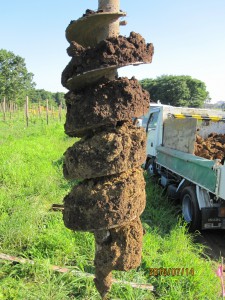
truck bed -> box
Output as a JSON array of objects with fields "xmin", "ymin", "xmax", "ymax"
[{"xmin": 156, "ymin": 145, "xmax": 225, "ymax": 200}]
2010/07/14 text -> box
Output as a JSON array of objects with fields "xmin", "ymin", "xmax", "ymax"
[{"xmin": 149, "ymin": 268, "xmax": 194, "ymax": 276}]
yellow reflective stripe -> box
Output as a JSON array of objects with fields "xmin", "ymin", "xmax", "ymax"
[
  {"xmin": 190, "ymin": 114, "xmax": 203, "ymax": 120},
  {"xmin": 173, "ymin": 114, "xmax": 186, "ymax": 119},
  {"xmin": 173, "ymin": 114, "xmax": 223, "ymax": 122},
  {"xmin": 209, "ymin": 116, "xmax": 222, "ymax": 121}
]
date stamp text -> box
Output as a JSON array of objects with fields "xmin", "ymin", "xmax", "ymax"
[{"xmin": 149, "ymin": 267, "xmax": 194, "ymax": 276}]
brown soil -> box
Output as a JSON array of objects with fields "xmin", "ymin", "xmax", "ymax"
[
  {"xmin": 94, "ymin": 269, "xmax": 112, "ymax": 300},
  {"xmin": 82, "ymin": 9, "xmax": 121, "ymax": 18},
  {"xmin": 94, "ymin": 217, "xmax": 143, "ymax": 272},
  {"xmin": 94, "ymin": 218, "xmax": 143, "ymax": 299},
  {"xmin": 63, "ymin": 169, "xmax": 146, "ymax": 231},
  {"xmin": 62, "ymin": 9, "xmax": 152, "ymax": 300},
  {"xmin": 63, "ymin": 122, "xmax": 146, "ymax": 180},
  {"xmin": 82, "ymin": 9, "xmax": 95, "ymax": 17},
  {"xmin": 64, "ymin": 77, "xmax": 149, "ymax": 137},
  {"xmin": 61, "ymin": 31, "xmax": 154, "ymax": 88},
  {"xmin": 195, "ymin": 133, "xmax": 225, "ymax": 163}
]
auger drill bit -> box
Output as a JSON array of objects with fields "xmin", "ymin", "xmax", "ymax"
[{"xmin": 61, "ymin": 0, "xmax": 154, "ymax": 298}]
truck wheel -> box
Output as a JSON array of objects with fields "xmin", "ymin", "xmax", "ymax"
[
  {"xmin": 145, "ymin": 157, "xmax": 157, "ymax": 176},
  {"xmin": 181, "ymin": 186, "xmax": 201, "ymax": 232}
]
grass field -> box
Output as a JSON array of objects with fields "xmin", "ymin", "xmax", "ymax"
[{"xmin": 0, "ymin": 115, "xmax": 221, "ymax": 299}]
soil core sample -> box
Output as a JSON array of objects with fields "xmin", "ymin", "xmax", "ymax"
[{"xmin": 61, "ymin": 1, "xmax": 154, "ymax": 298}]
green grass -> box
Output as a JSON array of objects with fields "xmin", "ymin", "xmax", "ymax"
[{"xmin": 0, "ymin": 114, "xmax": 221, "ymax": 299}]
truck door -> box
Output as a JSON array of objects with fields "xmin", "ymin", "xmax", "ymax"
[{"xmin": 146, "ymin": 109, "xmax": 161, "ymax": 157}]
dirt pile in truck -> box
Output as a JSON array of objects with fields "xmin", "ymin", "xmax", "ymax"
[
  {"xmin": 195, "ymin": 133, "xmax": 225, "ymax": 164},
  {"xmin": 61, "ymin": 2, "xmax": 153, "ymax": 299}
]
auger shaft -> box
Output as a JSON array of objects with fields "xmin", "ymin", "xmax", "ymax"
[
  {"xmin": 98, "ymin": 0, "xmax": 120, "ymax": 41},
  {"xmin": 97, "ymin": 0, "xmax": 120, "ymax": 82},
  {"xmin": 99, "ymin": 0, "xmax": 120, "ymax": 11}
]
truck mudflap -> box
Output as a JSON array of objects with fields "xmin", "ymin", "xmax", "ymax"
[{"xmin": 201, "ymin": 207, "xmax": 225, "ymax": 229}]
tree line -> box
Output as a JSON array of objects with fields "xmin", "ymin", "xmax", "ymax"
[
  {"xmin": 0, "ymin": 49, "xmax": 64, "ymax": 107},
  {"xmin": 140, "ymin": 75, "xmax": 210, "ymax": 107},
  {"xmin": 1, "ymin": 49, "xmax": 211, "ymax": 109}
]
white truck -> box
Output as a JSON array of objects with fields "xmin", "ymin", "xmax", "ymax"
[{"xmin": 142, "ymin": 103, "xmax": 225, "ymax": 231}]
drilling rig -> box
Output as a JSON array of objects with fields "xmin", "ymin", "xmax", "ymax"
[{"xmin": 61, "ymin": 0, "xmax": 154, "ymax": 298}]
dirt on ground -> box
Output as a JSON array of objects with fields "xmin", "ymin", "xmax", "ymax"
[
  {"xmin": 63, "ymin": 122, "xmax": 146, "ymax": 180},
  {"xmin": 195, "ymin": 133, "xmax": 225, "ymax": 164},
  {"xmin": 61, "ymin": 31, "xmax": 154, "ymax": 88},
  {"xmin": 64, "ymin": 77, "xmax": 149, "ymax": 137},
  {"xmin": 63, "ymin": 169, "xmax": 146, "ymax": 231}
]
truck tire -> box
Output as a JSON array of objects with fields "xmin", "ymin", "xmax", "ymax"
[
  {"xmin": 145, "ymin": 157, "xmax": 157, "ymax": 176},
  {"xmin": 181, "ymin": 186, "xmax": 201, "ymax": 232}
]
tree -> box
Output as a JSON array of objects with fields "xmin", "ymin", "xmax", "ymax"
[
  {"xmin": 54, "ymin": 92, "xmax": 65, "ymax": 106},
  {"xmin": 140, "ymin": 75, "xmax": 210, "ymax": 107},
  {"xmin": 30, "ymin": 89, "xmax": 65, "ymax": 107},
  {"xmin": 0, "ymin": 49, "xmax": 35, "ymax": 105}
]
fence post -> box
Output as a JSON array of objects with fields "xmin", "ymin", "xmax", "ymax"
[
  {"xmin": 38, "ymin": 101, "xmax": 41, "ymax": 118},
  {"xmin": 46, "ymin": 99, "xmax": 49, "ymax": 125},
  {"xmin": 3, "ymin": 97, "xmax": 6, "ymax": 121},
  {"xmin": 51, "ymin": 105, "xmax": 54, "ymax": 119},
  {"xmin": 58, "ymin": 102, "xmax": 62, "ymax": 122},
  {"xmin": 9, "ymin": 101, "xmax": 12, "ymax": 119},
  {"xmin": 25, "ymin": 96, "xmax": 29, "ymax": 127}
]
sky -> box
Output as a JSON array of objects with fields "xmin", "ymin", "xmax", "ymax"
[{"xmin": 0, "ymin": 0, "xmax": 225, "ymax": 103}]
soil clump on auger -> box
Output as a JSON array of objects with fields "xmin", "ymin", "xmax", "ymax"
[
  {"xmin": 62, "ymin": 32, "xmax": 153, "ymax": 86},
  {"xmin": 64, "ymin": 77, "xmax": 150, "ymax": 137},
  {"xmin": 63, "ymin": 123, "xmax": 146, "ymax": 179},
  {"xmin": 61, "ymin": 1, "xmax": 154, "ymax": 298}
]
